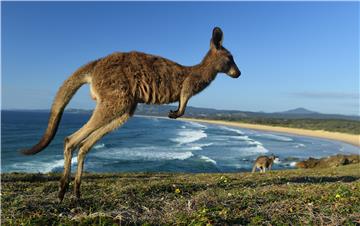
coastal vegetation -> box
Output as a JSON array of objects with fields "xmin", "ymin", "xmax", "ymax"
[
  {"xmin": 2, "ymin": 163, "xmax": 359, "ymax": 225},
  {"xmin": 212, "ymin": 117, "xmax": 360, "ymax": 135},
  {"xmin": 295, "ymin": 154, "xmax": 360, "ymax": 169}
]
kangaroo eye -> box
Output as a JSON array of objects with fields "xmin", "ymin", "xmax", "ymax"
[{"xmin": 227, "ymin": 56, "xmax": 234, "ymax": 65}]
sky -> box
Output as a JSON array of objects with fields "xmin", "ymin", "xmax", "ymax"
[{"xmin": 2, "ymin": 2, "xmax": 359, "ymax": 115}]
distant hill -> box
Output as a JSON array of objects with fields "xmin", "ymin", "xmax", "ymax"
[
  {"xmin": 4, "ymin": 105, "xmax": 359, "ymax": 121},
  {"xmin": 278, "ymin": 107, "xmax": 319, "ymax": 115},
  {"xmin": 134, "ymin": 104, "xmax": 359, "ymax": 121}
]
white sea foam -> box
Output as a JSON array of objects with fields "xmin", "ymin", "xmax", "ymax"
[
  {"xmin": 187, "ymin": 143, "xmax": 213, "ymax": 151},
  {"xmin": 198, "ymin": 143, "xmax": 214, "ymax": 148},
  {"xmin": 212, "ymin": 132, "xmax": 269, "ymax": 155},
  {"xmin": 171, "ymin": 129, "xmax": 207, "ymax": 144},
  {"xmin": 214, "ymin": 135, "xmax": 250, "ymax": 143},
  {"xmin": 229, "ymin": 134, "xmax": 266, "ymax": 148},
  {"xmin": 290, "ymin": 162, "xmax": 297, "ymax": 167},
  {"xmin": 12, "ymin": 156, "xmax": 78, "ymax": 173},
  {"xmin": 200, "ymin": 155, "xmax": 217, "ymax": 165},
  {"xmin": 256, "ymin": 133, "xmax": 293, "ymax": 142},
  {"xmin": 188, "ymin": 146, "xmax": 202, "ymax": 151},
  {"xmin": 92, "ymin": 146, "xmax": 194, "ymax": 161},
  {"xmin": 230, "ymin": 135, "xmax": 252, "ymax": 141},
  {"xmin": 240, "ymin": 145, "xmax": 269, "ymax": 154},
  {"xmin": 231, "ymin": 135, "xmax": 269, "ymax": 155},
  {"xmin": 294, "ymin": 143, "xmax": 306, "ymax": 148},
  {"xmin": 219, "ymin": 126, "xmax": 244, "ymax": 135},
  {"xmin": 94, "ymin": 143, "xmax": 105, "ymax": 149},
  {"xmin": 123, "ymin": 151, "xmax": 193, "ymax": 160},
  {"xmin": 186, "ymin": 121, "xmax": 207, "ymax": 128}
]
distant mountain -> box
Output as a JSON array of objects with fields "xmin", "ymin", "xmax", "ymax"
[
  {"xmin": 278, "ymin": 108, "xmax": 319, "ymax": 115},
  {"xmin": 4, "ymin": 105, "xmax": 359, "ymax": 121},
  {"xmin": 134, "ymin": 104, "xmax": 359, "ymax": 121}
]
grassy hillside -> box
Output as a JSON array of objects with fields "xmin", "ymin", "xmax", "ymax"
[
  {"xmin": 2, "ymin": 164, "xmax": 360, "ymax": 225},
  {"xmin": 213, "ymin": 118, "xmax": 360, "ymax": 135}
]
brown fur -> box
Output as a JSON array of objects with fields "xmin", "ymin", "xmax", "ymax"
[
  {"xmin": 21, "ymin": 27, "xmax": 241, "ymax": 201},
  {"xmin": 252, "ymin": 155, "xmax": 277, "ymax": 173}
]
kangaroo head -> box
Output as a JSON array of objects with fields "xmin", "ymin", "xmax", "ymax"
[
  {"xmin": 209, "ymin": 27, "xmax": 241, "ymax": 78},
  {"xmin": 270, "ymin": 154, "xmax": 280, "ymax": 163}
]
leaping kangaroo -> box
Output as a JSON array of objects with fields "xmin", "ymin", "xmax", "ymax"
[{"xmin": 22, "ymin": 27, "xmax": 241, "ymax": 201}]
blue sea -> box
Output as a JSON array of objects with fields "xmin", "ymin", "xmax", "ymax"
[{"xmin": 1, "ymin": 110, "xmax": 359, "ymax": 173}]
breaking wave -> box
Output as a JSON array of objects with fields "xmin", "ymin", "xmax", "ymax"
[
  {"xmin": 11, "ymin": 156, "xmax": 77, "ymax": 173},
  {"xmin": 218, "ymin": 126, "xmax": 244, "ymax": 135},
  {"xmin": 200, "ymin": 155, "xmax": 217, "ymax": 165},
  {"xmin": 94, "ymin": 143, "xmax": 106, "ymax": 149},
  {"xmin": 186, "ymin": 121, "xmax": 207, "ymax": 128},
  {"xmin": 294, "ymin": 143, "xmax": 306, "ymax": 148},
  {"xmin": 92, "ymin": 146, "xmax": 194, "ymax": 161},
  {"xmin": 171, "ymin": 129, "xmax": 207, "ymax": 144},
  {"xmin": 255, "ymin": 133, "xmax": 293, "ymax": 142},
  {"xmin": 231, "ymin": 135, "xmax": 269, "ymax": 155}
]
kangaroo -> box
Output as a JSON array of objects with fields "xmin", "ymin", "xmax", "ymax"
[
  {"xmin": 252, "ymin": 155, "xmax": 279, "ymax": 173},
  {"xmin": 22, "ymin": 27, "xmax": 241, "ymax": 201}
]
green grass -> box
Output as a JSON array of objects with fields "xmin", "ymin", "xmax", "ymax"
[
  {"xmin": 215, "ymin": 118, "xmax": 360, "ymax": 135},
  {"xmin": 2, "ymin": 164, "xmax": 360, "ymax": 225}
]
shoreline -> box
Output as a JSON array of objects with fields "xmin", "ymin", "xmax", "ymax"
[{"xmin": 180, "ymin": 118, "xmax": 360, "ymax": 147}]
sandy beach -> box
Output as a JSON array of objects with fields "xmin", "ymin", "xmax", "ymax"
[{"xmin": 180, "ymin": 118, "xmax": 360, "ymax": 147}]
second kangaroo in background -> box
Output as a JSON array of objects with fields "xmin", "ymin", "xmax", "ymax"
[
  {"xmin": 21, "ymin": 27, "xmax": 241, "ymax": 201},
  {"xmin": 252, "ymin": 155, "xmax": 279, "ymax": 173}
]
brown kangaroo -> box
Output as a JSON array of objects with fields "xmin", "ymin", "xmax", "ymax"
[
  {"xmin": 252, "ymin": 155, "xmax": 279, "ymax": 173},
  {"xmin": 22, "ymin": 27, "xmax": 241, "ymax": 201}
]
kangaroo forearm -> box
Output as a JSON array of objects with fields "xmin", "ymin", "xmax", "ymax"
[
  {"xmin": 177, "ymin": 98, "xmax": 189, "ymax": 115},
  {"xmin": 168, "ymin": 91, "xmax": 190, "ymax": 119}
]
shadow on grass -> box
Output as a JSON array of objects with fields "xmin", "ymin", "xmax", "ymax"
[
  {"xmin": 228, "ymin": 176, "xmax": 360, "ymax": 190},
  {"xmin": 2, "ymin": 173, "xmax": 359, "ymax": 189},
  {"xmin": 1, "ymin": 172, "xmax": 174, "ymax": 183},
  {"xmin": 276, "ymin": 176, "xmax": 359, "ymax": 184}
]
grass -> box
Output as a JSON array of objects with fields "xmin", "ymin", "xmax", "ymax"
[
  {"xmin": 212, "ymin": 118, "xmax": 360, "ymax": 135},
  {"xmin": 2, "ymin": 164, "xmax": 360, "ymax": 225}
]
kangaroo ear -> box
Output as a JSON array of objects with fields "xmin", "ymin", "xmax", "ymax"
[{"xmin": 211, "ymin": 27, "xmax": 223, "ymax": 50}]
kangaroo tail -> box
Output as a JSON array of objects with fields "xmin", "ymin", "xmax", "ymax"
[{"xmin": 21, "ymin": 60, "xmax": 98, "ymax": 155}]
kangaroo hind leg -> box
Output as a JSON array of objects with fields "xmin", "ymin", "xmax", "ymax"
[
  {"xmin": 73, "ymin": 113, "xmax": 130, "ymax": 199},
  {"xmin": 58, "ymin": 103, "xmax": 124, "ymax": 202}
]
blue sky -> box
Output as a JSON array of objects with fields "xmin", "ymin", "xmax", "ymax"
[{"xmin": 2, "ymin": 2, "xmax": 359, "ymax": 115}]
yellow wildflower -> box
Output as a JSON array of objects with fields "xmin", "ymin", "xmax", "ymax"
[{"xmin": 175, "ymin": 188, "xmax": 181, "ymax": 194}]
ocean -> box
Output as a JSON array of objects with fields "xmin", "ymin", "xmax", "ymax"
[{"xmin": 1, "ymin": 110, "xmax": 359, "ymax": 173}]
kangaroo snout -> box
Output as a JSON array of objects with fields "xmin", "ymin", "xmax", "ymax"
[{"xmin": 228, "ymin": 67, "xmax": 241, "ymax": 78}]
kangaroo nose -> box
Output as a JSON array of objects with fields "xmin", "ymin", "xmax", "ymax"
[
  {"xmin": 233, "ymin": 69, "xmax": 241, "ymax": 78},
  {"xmin": 228, "ymin": 67, "xmax": 240, "ymax": 78}
]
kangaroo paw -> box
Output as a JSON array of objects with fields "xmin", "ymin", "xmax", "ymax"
[{"xmin": 168, "ymin": 110, "xmax": 179, "ymax": 119}]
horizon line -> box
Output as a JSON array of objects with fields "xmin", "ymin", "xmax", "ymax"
[{"xmin": 2, "ymin": 106, "xmax": 359, "ymax": 117}]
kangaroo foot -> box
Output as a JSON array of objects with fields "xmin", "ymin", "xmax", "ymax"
[
  {"xmin": 58, "ymin": 179, "xmax": 69, "ymax": 203},
  {"xmin": 74, "ymin": 184, "xmax": 81, "ymax": 200}
]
